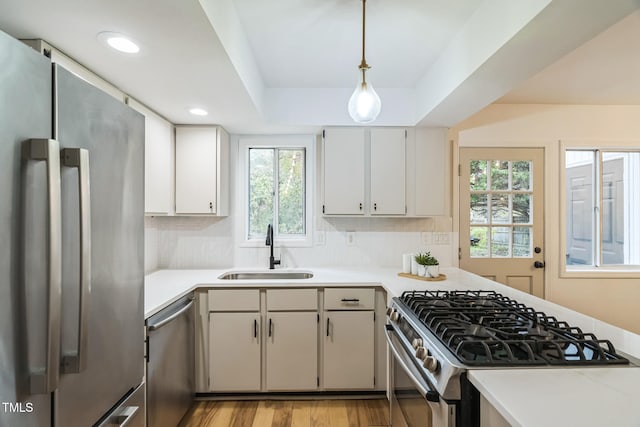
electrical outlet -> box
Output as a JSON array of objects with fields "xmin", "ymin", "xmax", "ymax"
[
  {"xmin": 346, "ymin": 231, "xmax": 355, "ymax": 246},
  {"xmin": 315, "ymin": 230, "xmax": 325, "ymax": 246},
  {"xmin": 434, "ymin": 232, "xmax": 450, "ymax": 245}
]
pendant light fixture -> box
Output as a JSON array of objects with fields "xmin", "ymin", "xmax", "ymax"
[{"xmin": 348, "ymin": 0, "xmax": 381, "ymax": 123}]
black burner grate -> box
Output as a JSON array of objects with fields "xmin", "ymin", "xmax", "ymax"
[{"xmin": 399, "ymin": 290, "xmax": 629, "ymax": 367}]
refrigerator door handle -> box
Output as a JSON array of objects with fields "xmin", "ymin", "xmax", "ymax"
[
  {"xmin": 111, "ymin": 406, "xmax": 139, "ymax": 427},
  {"xmin": 23, "ymin": 139, "xmax": 62, "ymax": 394},
  {"xmin": 61, "ymin": 148, "xmax": 91, "ymax": 374}
]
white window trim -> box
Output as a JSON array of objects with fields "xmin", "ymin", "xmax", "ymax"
[
  {"xmin": 559, "ymin": 141, "xmax": 640, "ymax": 278},
  {"xmin": 238, "ymin": 135, "xmax": 314, "ymax": 248}
]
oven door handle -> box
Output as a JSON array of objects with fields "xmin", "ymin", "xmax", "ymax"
[{"xmin": 385, "ymin": 325, "xmax": 440, "ymax": 402}]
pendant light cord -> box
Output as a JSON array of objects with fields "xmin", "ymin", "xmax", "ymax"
[{"xmin": 360, "ymin": 0, "xmax": 369, "ymax": 70}]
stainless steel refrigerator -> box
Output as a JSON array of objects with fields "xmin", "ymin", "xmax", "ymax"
[{"xmin": 0, "ymin": 29, "xmax": 145, "ymax": 427}]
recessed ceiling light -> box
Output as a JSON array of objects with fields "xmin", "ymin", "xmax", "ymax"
[
  {"xmin": 189, "ymin": 108, "xmax": 208, "ymax": 116},
  {"xmin": 98, "ymin": 32, "xmax": 140, "ymax": 54}
]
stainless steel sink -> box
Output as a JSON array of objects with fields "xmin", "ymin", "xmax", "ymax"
[{"xmin": 218, "ymin": 270, "xmax": 314, "ymax": 280}]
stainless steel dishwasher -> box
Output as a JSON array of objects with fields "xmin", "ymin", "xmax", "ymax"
[{"xmin": 146, "ymin": 294, "xmax": 195, "ymax": 427}]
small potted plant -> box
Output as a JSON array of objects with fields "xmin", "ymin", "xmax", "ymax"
[
  {"xmin": 415, "ymin": 251, "xmax": 439, "ymax": 277},
  {"xmin": 414, "ymin": 252, "xmax": 430, "ymax": 277},
  {"xmin": 424, "ymin": 252, "xmax": 440, "ymax": 278}
]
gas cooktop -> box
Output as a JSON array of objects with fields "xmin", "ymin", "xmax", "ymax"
[{"xmin": 397, "ymin": 290, "xmax": 629, "ymax": 367}]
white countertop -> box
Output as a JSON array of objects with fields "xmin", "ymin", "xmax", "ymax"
[
  {"xmin": 469, "ymin": 367, "xmax": 640, "ymax": 427},
  {"xmin": 145, "ymin": 266, "xmax": 640, "ymax": 426}
]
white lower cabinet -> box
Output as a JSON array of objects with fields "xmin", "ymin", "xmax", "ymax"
[
  {"xmin": 323, "ymin": 287, "xmax": 376, "ymax": 390},
  {"xmin": 208, "ymin": 312, "xmax": 261, "ymax": 392},
  {"xmin": 266, "ymin": 312, "xmax": 318, "ymax": 391},
  {"xmin": 197, "ymin": 286, "xmax": 384, "ymax": 393},
  {"xmin": 323, "ymin": 311, "xmax": 375, "ymax": 389}
]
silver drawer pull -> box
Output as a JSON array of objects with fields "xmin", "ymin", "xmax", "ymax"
[{"xmin": 341, "ymin": 298, "xmax": 360, "ymax": 303}]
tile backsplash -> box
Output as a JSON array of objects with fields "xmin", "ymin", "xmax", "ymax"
[{"xmin": 145, "ymin": 215, "xmax": 456, "ymax": 274}]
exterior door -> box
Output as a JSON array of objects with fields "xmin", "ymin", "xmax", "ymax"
[{"xmin": 459, "ymin": 148, "xmax": 545, "ymax": 297}]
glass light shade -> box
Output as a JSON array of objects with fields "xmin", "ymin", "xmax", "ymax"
[{"xmin": 348, "ymin": 75, "xmax": 381, "ymax": 123}]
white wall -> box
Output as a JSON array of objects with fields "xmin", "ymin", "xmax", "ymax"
[{"xmin": 454, "ymin": 103, "xmax": 640, "ymax": 334}]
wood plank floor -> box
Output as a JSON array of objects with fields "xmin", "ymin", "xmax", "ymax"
[{"xmin": 178, "ymin": 399, "xmax": 389, "ymax": 427}]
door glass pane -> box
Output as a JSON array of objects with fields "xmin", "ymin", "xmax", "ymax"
[
  {"xmin": 470, "ymin": 194, "xmax": 489, "ymax": 224},
  {"xmin": 513, "ymin": 227, "xmax": 532, "ymax": 257},
  {"xmin": 470, "ymin": 227, "xmax": 489, "ymax": 257},
  {"xmin": 277, "ymin": 149, "xmax": 305, "ymax": 235},
  {"xmin": 491, "ymin": 194, "xmax": 510, "ymax": 224},
  {"xmin": 513, "ymin": 194, "xmax": 531, "ymax": 224},
  {"xmin": 490, "ymin": 161, "xmax": 509, "ymax": 190},
  {"xmin": 470, "ymin": 160, "xmax": 488, "ymax": 190},
  {"xmin": 491, "ymin": 227, "xmax": 510, "ymax": 257},
  {"xmin": 248, "ymin": 148, "xmax": 274, "ymax": 238},
  {"xmin": 512, "ymin": 161, "xmax": 532, "ymax": 190},
  {"xmin": 468, "ymin": 157, "xmax": 536, "ymax": 260}
]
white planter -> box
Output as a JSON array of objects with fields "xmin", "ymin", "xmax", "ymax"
[
  {"xmin": 427, "ymin": 265, "xmax": 440, "ymax": 278},
  {"xmin": 417, "ymin": 265, "xmax": 427, "ymax": 277}
]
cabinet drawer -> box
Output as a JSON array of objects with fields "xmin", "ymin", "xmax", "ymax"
[
  {"xmin": 208, "ymin": 289, "xmax": 259, "ymax": 311},
  {"xmin": 324, "ymin": 288, "xmax": 375, "ymax": 310},
  {"xmin": 267, "ymin": 289, "xmax": 317, "ymax": 311}
]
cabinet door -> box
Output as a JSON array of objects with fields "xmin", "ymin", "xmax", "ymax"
[
  {"xmin": 370, "ymin": 128, "xmax": 406, "ymax": 215},
  {"xmin": 175, "ymin": 126, "xmax": 217, "ymax": 214},
  {"xmin": 415, "ymin": 128, "xmax": 447, "ymax": 216},
  {"xmin": 127, "ymin": 98, "xmax": 173, "ymax": 215},
  {"xmin": 323, "ymin": 311, "xmax": 374, "ymax": 390},
  {"xmin": 323, "ymin": 128, "xmax": 365, "ymax": 215},
  {"xmin": 208, "ymin": 312, "xmax": 260, "ymax": 392},
  {"xmin": 266, "ymin": 312, "xmax": 318, "ymax": 391}
]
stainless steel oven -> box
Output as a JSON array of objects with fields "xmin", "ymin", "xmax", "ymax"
[
  {"xmin": 386, "ymin": 324, "xmax": 456, "ymax": 427},
  {"xmin": 385, "ymin": 290, "xmax": 630, "ymax": 427}
]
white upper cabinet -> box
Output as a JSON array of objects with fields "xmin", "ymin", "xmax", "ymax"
[
  {"xmin": 126, "ymin": 99, "xmax": 174, "ymax": 215},
  {"xmin": 175, "ymin": 126, "xmax": 229, "ymax": 215},
  {"xmin": 322, "ymin": 128, "xmax": 366, "ymax": 215},
  {"xmin": 322, "ymin": 126, "xmax": 448, "ymax": 217},
  {"xmin": 414, "ymin": 127, "xmax": 448, "ymax": 217},
  {"xmin": 370, "ymin": 128, "xmax": 406, "ymax": 215},
  {"xmin": 322, "ymin": 127, "xmax": 407, "ymax": 216}
]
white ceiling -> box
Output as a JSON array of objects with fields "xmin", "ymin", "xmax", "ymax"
[{"xmin": 0, "ymin": 0, "xmax": 638, "ymax": 133}]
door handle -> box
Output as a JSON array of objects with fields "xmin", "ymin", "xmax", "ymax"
[
  {"xmin": 61, "ymin": 148, "xmax": 91, "ymax": 374},
  {"xmin": 23, "ymin": 139, "xmax": 62, "ymax": 394},
  {"xmin": 534, "ymin": 261, "xmax": 545, "ymax": 269}
]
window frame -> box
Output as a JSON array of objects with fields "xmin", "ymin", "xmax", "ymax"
[
  {"xmin": 238, "ymin": 135, "xmax": 314, "ymax": 248},
  {"xmin": 560, "ymin": 141, "xmax": 640, "ymax": 278}
]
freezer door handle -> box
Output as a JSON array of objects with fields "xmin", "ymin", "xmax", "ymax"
[
  {"xmin": 61, "ymin": 148, "xmax": 91, "ymax": 374},
  {"xmin": 23, "ymin": 139, "xmax": 62, "ymax": 394}
]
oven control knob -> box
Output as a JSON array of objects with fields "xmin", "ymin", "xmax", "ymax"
[
  {"xmin": 423, "ymin": 356, "xmax": 439, "ymax": 373},
  {"xmin": 415, "ymin": 347, "xmax": 428, "ymax": 360},
  {"xmin": 411, "ymin": 338, "xmax": 423, "ymax": 349},
  {"xmin": 390, "ymin": 311, "xmax": 400, "ymax": 321},
  {"xmin": 386, "ymin": 307, "xmax": 394, "ymax": 316}
]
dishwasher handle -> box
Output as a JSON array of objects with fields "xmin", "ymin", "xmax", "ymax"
[{"xmin": 148, "ymin": 299, "xmax": 194, "ymax": 331}]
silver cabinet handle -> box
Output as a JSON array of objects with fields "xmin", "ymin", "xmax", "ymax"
[
  {"xmin": 23, "ymin": 139, "xmax": 62, "ymax": 394},
  {"xmin": 61, "ymin": 148, "xmax": 91, "ymax": 374}
]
